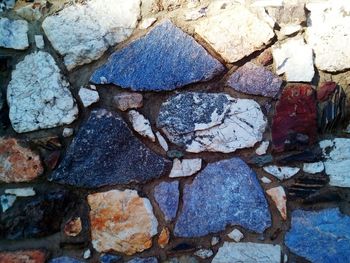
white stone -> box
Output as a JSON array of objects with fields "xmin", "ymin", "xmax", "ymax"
[
  {"xmin": 0, "ymin": 0, "xmax": 15, "ymax": 11},
  {"xmin": 261, "ymin": 176, "xmax": 272, "ymax": 184},
  {"xmin": 78, "ymin": 87, "xmax": 99, "ymax": 107},
  {"xmin": 184, "ymin": 8, "xmax": 205, "ymax": 21},
  {"xmin": 263, "ymin": 165, "xmax": 300, "ymax": 180},
  {"xmin": 280, "ymin": 24, "xmax": 301, "ymax": 36},
  {"xmin": 272, "ymin": 38, "xmax": 314, "ymax": 82},
  {"xmin": 228, "ymin": 229, "xmax": 244, "ymax": 242},
  {"xmin": 128, "ymin": 110, "xmax": 155, "ymax": 142},
  {"xmin": 5, "ymin": 187, "xmax": 35, "ymax": 197},
  {"xmin": 194, "ymin": 3, "xmax": 274, "ymax": 63},
  {"xmin": 256, "ymin": 141, "xmax": 269, "ymax": 155},
  {"xmin": 139, "ymin": 17, "xmax": 157, "ymax": 29},
  {"xmin": 194, "ymin": 249, "xmax": 213, "ymax": 259},
  {"xmin": 305, "ymin": 1, "xmax": 350, "ymax": 72},
  {"xmin": 0, "ymin": 18, "xmax": 29, "ymax": 50},
  {"xmin": 251, "ymin": 0, "xmax": 283, "ymax": 7},
  {"xmin": 16, "ymin": 3, "xmax": 43, "ymax": 21},
  {"xmin": 42, "ymin": 0, "xmax": 140, "ymax": 70},
  {"xmin": 156, "ymin": 132, "xmax": 169, "ymax": 152},
  {"xmin": 83, "ymin": 249, "xmax": 91, "ymax": 259},
  {"xmin": 62, "ymin": 128, "xmax": 74, "ymax": 137},
  {"xmin": 266, "ymin": 186, "xmax": 287, "ymax": 220},
  {"xmin": 34, "ymin": 35, "xmax": 45, "ymax": 49},
  {"xmin": 211, "ymin": 236, "xmax": 220, "ymax": 246},
  {"xmin": 7, "ymin": 51, "xmax": 78, "ymax": 133},
  {"xmin": 1, "ymin": 195, "xmax": 16, "ymax": 212},
  {"xmin": 169, "ymin": 158, "xmax": 202, "ymax": 178},
  {"xmin": 303, "ymin": 162, "xmax": 324, "ymax": 174},
  {"xmin": 320, "ymin": 138, "xmax": 350, "ymax": 187},
  {"xmin": 212, "ymin": 242, "xmax": 281, "ymax": 263}
]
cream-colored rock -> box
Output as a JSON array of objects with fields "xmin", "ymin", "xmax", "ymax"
[
  {"xmin": 169, "ymin": 158, "xmax": 202, "ymax": 178},
  {"xmin": 280, "ymin": 24, "xmax": 301, "ymax": 36},
  {"xmin": 303, "ymin": 162, "xmax": 324, "ymax": 174},
  {"xmin": 139, "ymin": 17, "xmax": 157, "ymax": 29},
  {"xmin": 78, "ymin": 87, "xmax": 99, "ymax": 107},
  {"xmin": 255, "ymin": 141, "xmax": 269, "ymax": 155},
  {"xmin": 263, "ymin": 165, "xmax": 299, "ymax": 180},
  {"xmin": 266, "ymin": 186, "xmax": 287, "ymax": 220},
  {"xmin": 228, "ymin": 229, "xmax": 244, "ymax": 242},
  {"xmin": 261, "ymin": 176, "xmax": 272, "ymax": 184},
  {"xmin": 128, "ymin": 110, "xmax": 155, "ymax": 142},
  {"xmin": 156, "ymin": 132, "xmax": 169, "ymax": 152}
]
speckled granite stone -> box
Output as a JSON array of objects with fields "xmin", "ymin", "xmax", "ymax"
[{"xmin": 154, "ymin": 181, "xmax": 179, "ymax": 221}]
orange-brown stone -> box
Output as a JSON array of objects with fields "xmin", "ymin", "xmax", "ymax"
[
  {"xmin": 0, "ymin": 250, "xmax": 47, "ymax": 263},
  {"xmin": 158, "ymin": 227, "xmax": 170, "ymax": 248},
  {"xmin": 64, "ymin": 217, "xmax": 82, "ymax": 237}
]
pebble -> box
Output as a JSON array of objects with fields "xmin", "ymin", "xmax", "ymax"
[
  {"xmin": 169, "ymin": 158, "xmax": 202, "ymax": 178},
  {"xmin": 261, "ymin": 176, "xmax": 272, "ymax": 184},
  {"xmin": 228, "ymin": 229, "xmax": 244, "ymax": 242},
  {"xmin": 303, "ymin": 161, "xmax": 324, "ymax": 174},
  {"xmin": 34, "ymin": 35, "xmax": 45, "ymax": 49},
  {"xmin": 83, "ymin": 249, "xmax": 91, "ymax": 259},
  {"xmin": 78, "ymin": 87, "xmax": 99, "ymax": 107},
  {"xmin": 139, "ymin": 17, "xmax": 157, "ymax": 29},
  {"xmin": 64, "ymin": 217, "xmax": 82, "ymax": 237},
  {"xmin": 62, "ymin": 127, "xmax": 74, "ymax": 137},
  {"xmin": 194, "ymin": 249, "xmax": 213, "ymax": 259},
  {"xmin": 158, "ymin": 227, "xmax": 170, "ymax": 248},
  {"xmin": 113, "ymin": 92, "xmax": 143, "ymax": 111},
  {"xmin": 263, "ymin": 165, "xmax": 300, "ymax": 180},
  {"xmin": 154, "ymin": 181, "xmax": 179, "ymax": 221},
  {"xmin": 255, "ymin": 141, "xmax": 270, "ymax": 155},
  {"xmin": 211, "ymin": 237, "xmax": 219, "ymax": 246},
  {"xmin": 128, "ymin": 110, "xmax": 155, "ymax": 142},
  {"xmin": 5, "ymin": 187, "xmax": 35, "ymax": 196},
  {"xmin": 1, "ymin": 194, "xmax": 16, "ymax": 212},
  {"xmin": 0, "ymin": 18, "xmax": 29, "ymax": 50},
  {"xmin": 266, "ymin": 186, "xmax": 287, "ymax": 220},
  {"xmin": 156, "ymin": 132, "xmax": 168, "ymax": 151},
  {"xmin": 0, "ymin": 250, "xmax": 47, "ymax": 263},
  {"xmin": 163, "ymin": 256, "xmax": 198, "ymax": 263}
]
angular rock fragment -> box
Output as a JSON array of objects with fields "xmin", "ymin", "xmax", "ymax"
[
  {"xmin": 169, "ymin": 158, "xmax": 202, "ymax": 177},
  {"xmin": 227, "ymin": 62, "xmax": 282, "ymax": 98},
  {"xmin": 228, "ymin": 229, "xmax": 244, "ymax": 242},
  {"xmin": 158, "ymin": 227, "xmax": 170, "ymax": 248},
  {"xmin": 0, "ymin": 18, "xmax": 29, "ymax": 50},
  {"xmin": 272, "ymin": 85, "xmax": 317, "ymax": 152},
  {"xmin": 78, "ymin": 87, "xmax": 99, "ymax": 107},
  {"xmin": 156, "ymin": 132, "xmax": 169, "ymax": 152},
  {"xmin": 263, "ymin": 165, "xmax": 299, "ymax": 180},
  {"xmin": 100, "ymin": 254, "xmax": 122, "ymax": 263},
  {"xmin": 88, "ymin": 189, "xmax": 158, "ymax": 255},
  {"xmin": 5, "ymin": 187, "xmax": 35, "ymax": 196},
  {"xmin": 128, "ymin": 110, "xmax": 155, "ymax": 142},
  {"xmin": 62, "ymin": 128, "xmax": 74, "ymax": 137},
  {"xmin": 195, "ymin": 3, "xmax": 274, "ymax": 63},
  {"xmin": 194, "ymin": 249, "xmax": 213, "ymax": 259},
  {"xmin": 113, "ymin": 92, "xmax": 143, "ymax": 111},
  {"xmin": 51, "ymin": 109, "xmax": 168, "ymax": 188},
  {"xmin": 1, "ymin": 194, "xmax": 16, "ymax": 212},
  {"xmin": 212, "ymin": 242, "xmax": 281, "ymax": 263},
  {"xmin": 174, "ymin": 158, "xmax": 271, "ymax": 237},
  {"xmin": 256, "ymin": 141, "xmax": 269, "ymax": 155},
  {"xmin": 261, "ymin": 176, "xmax": 272, "ymax": 184},
  {"xmin": 0, "ymin": 138, "xmax": 43, "ymax": 183},
  {"xmin": 64, "ymin": 217, "xmax": 82, "ymax": 237},
  {"xmin": 0, "ymin": 250, "xmax": 47, "ymax": 263},
  {"xmin": 266, "ymin": 186, "xmax": 287, "ymax": 220},
  {"xmin": 158, "ymin": 92, "xmax": 267, "ymax": 153},
  {"xmin": 139, "ymin": 17, "xmax": 157, "ymax": 29},
  {"xmin": 42, "ymin": 0, "xmax": 140, "ymax": 70},
  {"xmin": 303, "ymin": 162, "xmax": 324, "ymax": 174},
  {"xmin": 35, "ymin": 35, "xmax": 45, "ymax": 49},
  {"xmin": 285, "ymin": 208, "xmax": 350, "ymax": 263},
  {"xmin": 7, "ymin": 51, "xmax": 78, "ymax": 133},
  {"xmin": 154, "ymin": 181, "xmax": 179, "ymax": 221},
  {"xmin": 90, "ymin": 20, "xmax": 224, "ymax": 91}
]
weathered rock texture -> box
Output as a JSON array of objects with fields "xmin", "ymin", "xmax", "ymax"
[
  {"xmin": 169, "ymin": 158, "xmax": 202, "ymax": 178},
  {"xmin": 266, "ymin": 186, "xmax": 287, "ymax": 220},
  {"xmin": 263, "ymin": 165, "xmax": 300, "ymax": 180},
  {"xmin": 154, "ymin": 181, "xmax": 179, "ymax": 221},
  {"xmin": 0, "ymin": 250, "xmax": 47, "ymax": 263},
  {"xmin": 0, "ymin": 18, "xmax": 29, "ymax": 50}
]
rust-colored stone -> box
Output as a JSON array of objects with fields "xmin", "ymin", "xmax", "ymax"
[
  {"xmin": 256, "ymin": 48, "xmax": 273, "ymax": 66},
  {"xmin": 317, "ymin": 81, "xmax": 337, "ymax": 101},
  {"xmin": 158, "ymin": 227, "xmax": 170, "ymax": 248},
  {"xmin": 0, "ymin": 138, "xmax": 43, "ymax": 183},
  {"xmin": 0, "ymin": 250, "xmax": 47, "ymax": 263},
  {"xmin": 64, "ymin": 217, "xmax": 82, "ymax": 237}
]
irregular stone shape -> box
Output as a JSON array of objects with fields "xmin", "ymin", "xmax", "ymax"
[
  {"xmin": 263, "ymin": 165, "xmax": 300, "ymax": 180},
  {"xmin": 34, "ymin": 35, "xmax": 44, "ymax": 49},
  {"xmin": 194, "ymin": 249, "xmax": 213, "ymax": 259},
  {"xmin": 261, "ymin": 176, "xmax": 272, "ymax": 184},
  {"xmin": 280, "ymin": 24, "xmax": 301, "ymax": 36},
  {"xmin": 90, "ymin": 20, "xmax": 224, "ymax": 91},
  {"xmin": 256, "ymin": 141, "xmax": 269, "ymax": 155},
  {"xmin": 305, "ymin": 1, "xmax": 350, "ymax": 72},
  {"xmin": 157, "ymin": 92, "xmax": 267, "ymax": 153},
  {"xmin": 156, "ymin": 132, "xmax": 169, "ymax": 152},
  {"xmin": 158, "ymin": 227, "xmax": 170, "ymax": 248},
  {"xmin": 42, "ymin": 0, "xmax": 140, "ymax": 70},
  {"xmin": 7, "ymin": 51, "xmax": 78, "ymax": 133},
  {"xmin": 154, "ymin": 181, "xmax": 179, "ymax": 221},
  {"xmin": 88, "ymin": 189, "xmax": 158, "ymax": 255},
  {"xmin": 64, "ymin": 217, "xmax": 82, "ymax": 237},
  {"xmin": 5, "ymin": 187, "xmax": 35, "ymax": 196},
  {"xmin": 100, "ymin": 254, "xmax": 122, "ymax": 263},
  {"xmin": 0, "ymin": 250, "xmax": 47, "ymax": 263},
  {"xmin": 127, "ymin": 257, "xmax": 158, "ymax": 263},
  {"xmin": 266, "ymin": 186, "xmax": 287, "ymax": 220},
  {"xmin": 51, "ymin": 109, "xmax": 168, "ymax": 188},
  {"xmin": 227, "ymin": 62, "xmax": 282, "ymax": 98},
  {"xmin": 0, "ymin": 0, "xmax": 15, "ymax": 11},
  {"xmin": 228, "ymin": 229, "xmax": 244, "ymax": 242},
  {"xmin": 128, "ymin": 110, "xmax": 155, "ymax": 142},
  {"xmin": 114, "ymin": 92, "xmax": 143, "ymax": 111},
  {"xmin": 256, "ymin": 48, "xmax": 273, "ymax": 66},
  {"xmin": 139, "ymin": 17, "xmax": 157, "ymax": 29},
  {"xmin": 62, "ymin": 128, "xmax": 74, "ymax": 137},
  {"xmin": 49, "ymin": 257, "xmax": 84, "ymax": 263},
  {"xmin": 272, "ymin": 85, "xmax": 317, "ymax": 152},
  {"xmin": 0, "ymin": 18, "xmax": 29, "ymax": 50},
  {"xmin": 169, "ymin": 158, "xmax": 202, "ymax": 178},
  {"xmin": 320, "ymin": 138, "xmax": 350, "ymax": 187},
  {"xmin": 272, "ymin": 38, "xmax": 314, "ymax": 82},
  {"xmin": 194, "ymin": 3, "xmax": 274, "ymax": 63},
  {"xmin": 83, "ymin": 249, "xmax": 91, "ymax": 259},
  {"xmin": 251, "ymin": 0, "xmax": 283, "ymax": 7},
  {"xmin": 174, "ymin": 158, "xmax": 271, "ymax": 237},
  {"xmin": 303, "ymin": 162, "xmax": 324, "ymax": 174},
  {"xmin": 1, "ymin": 194, "xmax": 16, "ymax": 212},
  {"xmin": 0, "ymin": 138, "xmax": 43, "ymax": 183},
  {"xmin": 285, "ymin": 208, "xmax": 350, "ymax": 263},
  {"xmin": 0, "ymin": 190, "xmax": 74, "ymax": 239},
  {"xmin": 78, "ymin": 87, "xmax": 99, "ymax": 107},
  {"xmin": 212, "ymin": 242, "xmax": 281, "ymax": 263}
]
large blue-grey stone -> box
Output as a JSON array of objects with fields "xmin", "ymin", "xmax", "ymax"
[
  {"xmin": 154, "ymin": 181, "xmax": 179, "ymax": 221},
  {"xmin": 174, "ymin": 157, "xmax": 271, "ymax": 237},
  {"xmin": 285, "ymin": 208, "xmax": 350, "ymax": 263},
  {"xmin": 127, "ymin": 257, "xmax": 158, "ymax": 263},
  {"xmin": 90, "ymin": 20, "xmax": 224, "ymax": 91},
  {"xmin": 50, "ymin": 109, "xmax": 169, "ymax": 188}
]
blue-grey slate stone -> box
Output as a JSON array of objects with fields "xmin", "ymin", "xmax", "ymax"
[
  {"xmin": 127, "ymin": 257, "xmax": 158, "ymax": 263},
  {"xmin": 154, "ymin": 181, "xmax": 179, "ymax": 221},
  {"xmin": 100, "ymin": 254, "xmax": 121, "ymax": 263},
  {"xmin": 285, "ymin": 208, "xmax": 350, "ymax": 263},
  {"xmin": 90, "ymin": 20, "xmax": 224, "ymax": 91},
  {"xmin": 174, "ymin": 157, "xmax": 271, "ymax": 237},
  {"xmin": 227, "ymin": 62, "xmax": 282, "ymax": 98},
  {"xmin": 49, "ymin": 256, "xmax": 84, "ymax": 263},
  {"xmin": 50, "ymin": 109, "xmax": 169, "ymax": 188}
]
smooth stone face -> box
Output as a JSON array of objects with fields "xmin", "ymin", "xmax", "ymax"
[
  {"xmin": 305, "ymin": 1, "xmax": 350, "ymax": 72},
  {"xmin": 195, "ymin": 3, "xmax": 274, "ymax": 63},
  {"xmin": 320, "ymin": 138, "xmax": 350, "ymax": 187},
  {"xmin": 127, "ymin": 257, "xmax": 158, "ymax": 263},
  {"xmin": 303, "ymin": 161, "xmax": 324, "ymax": 174},
  {"xmin": 113, "ymin": 92, "xmax": 143, "ymax": 111},
  {"xmin": 0, "ymin": 18, "xmax": 29, "ymax": 50},
  {"xmin": 266, "ymin": 186, "xmax": 287, "ymax": 220},
  {"xmin": 227, "ymin": 62, "xmax": 282, "ymax": 98},
  {"xmin": 169, "ymin": 158, "xmax": 202, "ymax": 178},
  {"xmin": 78, "ymin": 87, "xmax": 99, "ymax": 107},
  {"xmin": 51, "ymin": 109, "xmax": 168, "ymax": 188},
  {"xmin": 212, "ymin": 242, "xmax": 281, "ymax": 263},
  {"xmin": 228, "ymin": 229, "xmax": 244, "ymax": 242},
  {"xmin": 42, "ymin": 0, "xmax": 140, "ymax": 70},
  {"xmin": 263, "ymin": 165, "xmax": 300, "ymax": 180},
  {"xmin": 128, "ymin": 110, "xmax": 155, "ymax": 142},
  {"xmin": 157, "ymin": 92, "xmax": 267, "ymax": 153},
  {"xmin": 90, "ymin": 20, "xmax": 224, "ymax": 91},
  {"xmin": 64, "ymin": 217, "xmax": 82, "ymax": 237},
  {"xmin": 174, "ymin": 158, "xmax": 271, "ymax": 237},
  {"xmin": 0, "ymin": 250, "xmax": 47, "ymax": 263},
  {"xmin": 285, "ymin": 208, "xmax": 350, "ymax": 263},
  {"xmin": 154, "ymin": 181, "xmax": 179, "ymax": 221},
  {"xmin": 88, "ymin": 189, "xmax": 158, "ymax": 255},
  {"xmin": 7, "ymin": 51, "xmax": 78, "ymax": 133}
]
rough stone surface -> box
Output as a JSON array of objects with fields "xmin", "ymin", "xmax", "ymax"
[
  {"xmin": 228, "ymin": 229, "xmax": 244, "ymax": 242},
  {"xmin": 261, "ymin": 176, "xmax": 272, "ymax": 184},
  {"xmin": 174, "ymin": 158, "xmax": 271, "ymax": 237},
  {"xmin": 1, "ymin": 194, "xmax": 16, "ymax": 212},
  {"xmin": 0, "ymin": 18, "xmax": 29, "ymax": 50},
  {"xmin": 127, "ymin": 257, "xmax": 158, "ymax": 263},
  {"xmin": 100, "ymin": 254, "xmax": 122, "ymax": 263},
  {"xmin": 139, "ymin": 17, "xmax": 157, "ymax": 29},
  {"xmin": 90, "ymin": 20, "xmax": 224, "ymax": 91},
  {"xmin": 62, "ymin": 128, "xmax": 74, "ymax": 137},
  {"xmin": 0, "ymin": 138, "xmax": 43, "ymax": 183},
  {"xmin": 0, "ymin": 0, "xmax": 15, "ymax": 11},
  {"xmin": 156, "ymin": 132, "xmax": 169, "ymax": 152},
  {"xmin": 49, "ymin": 257, "xmax": 84, "ymax": 263},
  {"xmin": 285, "ymin": 208, "xmax": 350, "ymax": 263},
  {"xmin": 42, "ymin": 0, "xmax": 140, "ymax": 70},
  {"xmin": 51, "ymin": 109, "xmax": 168, "ymax": 188},
  {"xmin": 227, "ymin": 62, "xmax": 282, "ymax": 98},
  {"xmin": 212, "ymin": 242, "xmax": 281, "ymax": 263},
  {"xmin": 303, "ymin": 162, "xmax": 324, "ymax": 174},
  {"xmin": 158, "ymin": 92, "xmax": 267, "ymax": 153},
  {"xmin": 7, "ymin": 51, "xmax": 78, "ymax": 133},
  {"xmin": 88, "ymin": 189, "xmax": 158, "ymax": 255},
  {"xmin": 5, "ymin": 187, "xmax": 35, "ymax": 196},
  {"xmin": 305, "ymin": 1, "xmax": 350, "ymax": 72},
  {"xmin": 195, "ymin": 3, "xmax": 274, "ymax": 63},
  {"xmin": 194, "ymin": 249, "xmax": 213, "ymax": 259},
  {"xmin": 34, "ymin": 35, "xmax": 44, "ymax": 49},
  {"xmin": 0, "ymin": 250, "xmax": 47, "ymax": 263},
  {"xmin": 169, "ymin": 158, "xmax": 202, "ymax": 178},
  {"xmin": 78, "ymin": 87, "xmax": 99, "ymax": 107},
  {"xmin": 64, "ymin": 217, "xmax": 82, "ymax": 237},
  {"xmin": 154, "ymin": 181, "xmax": 179, "ymax": 221},
  {"xmin": 158, "ymin": 227, "xmax": 170, "ymax": 248},
  {"xmin": 113, "ymin": 92, "xmax": 143, "ymax": 111},
  {"xmin": 256, "ymin": 141, "xmax": 270, "ymax": 155},
  {"xmin": 266, "ymin": 186, "xmax": 287, "ymax": 220},
  {"xmin": 128, "ymin": 110, "xmax": 155, "ymax": 142},
  {"xmin": 263, "ymin": 165, "xmax": 300, "ymax": 180}
]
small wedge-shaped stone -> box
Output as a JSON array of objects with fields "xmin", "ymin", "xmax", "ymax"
[
  {"xmin": 263, "ymin": 165, "xmax": 300, "ymax": 180},
  {"xmin": 0, "ymin": 18, "xmax": 29, "ymax": 50},
  {"xmin": 154, "ymin": 181, "xmax": 179, "ymax": 221},
  {"xmin": 51, "ymin": 109, "xmax": 168, "ymax": 188},
  {"xmin": 90, "ymin": 20, "xmax": 224, "ymax": 91},
  {"xmin": 266, "ymin": 186, "xmax": 287, "ymax": 220}
]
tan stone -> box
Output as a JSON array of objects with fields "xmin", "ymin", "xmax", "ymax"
[
  {"xmin": 0, "ymin": 250, "xmax": 47, "ymax": 263},
  {"xmin": 113, "ymin": 92, "xmax": 143, "ymax": 111},
  {"xmin": 266, "ymin": 186, "xmax": 287, "ymax": 220},
  {"xmin": 158, "ymin": 227, "xmax": 170, "ymax": 248},
  {"xmin": 64, "ymin": 217, "xmax": 82, "ymax": 237},
  {"xmin": 88, "ymin": 189, "xmax": 158, "ymax": 255},
  {"xmin": 0, "ymin": 138, "xmax": 43, "ymax": 183}
]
